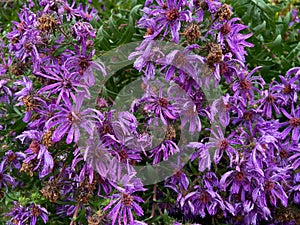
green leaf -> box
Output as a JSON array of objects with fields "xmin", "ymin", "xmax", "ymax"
[{"xmin": 253, "ymin": 20, "xmax": 266, "ymax": 33}]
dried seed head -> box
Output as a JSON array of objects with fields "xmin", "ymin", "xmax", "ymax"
[
  {"xmin": 42, "ymin": 129, "xmax": 53, "ymax": 148},
  {"xmin": 216, "ymin": 4, "xmax": 232, "ymax": 21},
  {"xmin": 38, "ymin": 14, "xmax": 57, "ymax": 32},
  {"xmin": 75, "ymin": 180, "xmax": 95, "ymax": 204},
  {"xmin": 22, "ymin": 95, "xmax": 36, "ymax": 112},
  {"xmin": 165, "ymin": 124, "xmax": 176, "ymax": 140},
  {"xmin": 207, "ymin": 43, "xmax": 223, "ymax": 66},
  {"xmin": 20, "ymin": 161, "xmax": 35, "ymax": 177},
  {"xmin": 40, "ymin": 179, "xmax": 60, "ymax": 203},
  {"xmin": 11, "ymin": 62, "xmax": 24, "ymax": 76},
  {"xmin": 183, "ymin": 24, "xmax": 201, "ymax": 42},
  {"xmin": 87, "ymin": 211, "xmax": 106, "ymax": 225}
]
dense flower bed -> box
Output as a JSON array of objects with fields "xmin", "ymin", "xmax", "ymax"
[{"xmin": 0, "ymin": 0, "xmax": 299, "ymax": 225}]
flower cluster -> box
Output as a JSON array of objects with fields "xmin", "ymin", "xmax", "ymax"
[{"xmin": 0, "ymin": 0, "xmax": 299, "ymax": 225}]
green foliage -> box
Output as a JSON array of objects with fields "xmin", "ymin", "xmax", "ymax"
[{"xmin": 227, "ymin": 0, "xmax": 300, "ymax": 82}]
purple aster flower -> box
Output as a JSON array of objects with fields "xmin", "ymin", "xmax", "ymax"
[
  {"xmin": 165, "ymin": 157, "xmax": 189, "ymax": 191},
  {"xmin": 65, "ymin": 43, "xmax": 106, "ymax": 86},
  {"xmin": 0, "ymin": 79, "xmax": 12, "ymax": 103},
  {"xmin": 271, "ymin": 67, "xmax": 300, "ymax": 104},
  {"xmin": 255, "ymin": 87, "xmax": 284, "ymax": 119},
  {"xmin": 142, "ymin": 87, "xmax": 178, "ymax": 125},
  {"xmin": 0, "ymin": 160, "xmax": 15, "ymax": 190},
  {"xmin": 206, "ymin": 126, "xmax": 239, "ymax": 166},
  {"xmin": 178, "ymin": 99, "xmax": 202, "ymax": 133},
  {"xmin": 71, "ymin": 21, "xmax": 96, "ymax": 43},
  {"xmin": 188, "ymin": 142, "xmax": 211, "ymax": 172},
  {"xmin": 157, "ymin": 44, "xmax": 205, "ymax": 82},
  {"xmin": 24, "ymin": 204, "xmax": 48, "ymax": 225},
  {"xmin": 217, "ymin": 18, "xmax": 254, "ymax": 62},
  {"xmin": 220, "ymin": 163, "xmax": 252, "ymax": 196},
  {"xmin": 289, "ymin": 143, "xmax": 300, "ymax": 170},
  {"xmin": 291, "ymin": 172, "xmax": 300, "ymax": 204},
  {"xmin": 58, "ymin": 0, "xmax": 80, "ymax": 21},
  {"xmin": 3, "ymin": 150, "xmax": 26, "ymax": 171},
  {"xmin": 103, "ymin": 175, "xmax": 146, "ymax": 225},
  {"xmin": 128, "ymin": 39, "xmax": 165, "ymax": 82},
  {"xmin": 211, "ymin": 94, "xmax": 243, "ymax": 127},
  {"xmin": 232, "ymin": 66, "xmax": 265, "ymax": 103},
  {"xmin": 76, "ymin": 3, "xmax": 99, "ymax": 21},
  {"xmin": 36, "ymin": 65, "xmax": 89, "ymax": 104},
  {"xmin": 46, "ymin": 92, "xmax": 104, "ymax": 144},
  {"xmin": 252, "ymin": 165, "xmax": 289, "ymax": 208},
  {"xmin": 232, "ymin": 108, "xmax": 265, "ymax": 134},
  {"xmin": 138, "ymin": 0, "xmax": 192, "ymax": 43},
  {"xmin": 149, "ymin": 139, "xmax": 180, "ymax": 164},
  {"xmin": 17, "ymin": 130, "xmax": 54, "ymax": 178},
  {"xmin": 180, "ymin": 184, "xmax": 227, "ymax": 218},
  {"xmin": 0, "ymin": 55, "xmax": 12, "ymax": 75},
  {"xmin": 280, "ymin": 104, "xmax": 300, "ymax": 142},
  {"xmin": 6, "ymin": 202, "xmax": 30, "ymax": 225}
]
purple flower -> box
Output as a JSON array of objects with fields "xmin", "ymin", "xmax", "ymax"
[
  {"xmin": 65, "ymin": 43, "xmax": 106, "ymax": 86},
  {"xmin": 206, "ymin": 126, "xmax": 239, "ymax": 166},
  {"xmin": 46, "ymin": 93, "xmax": 104, "ymax": 144},
  {"xmin": 25, "ymin": 204, "xmax": 48, "ymax": 225},
  {"xmin": 211, "ymin": 94, "xmax": 243, "ymax": 127},
  {"xmin": 0, "ymin": 79, "xmax": 12, "ymax": 103},
  {"xmin": 271, "ymin": 68, "xmax": 300, "ymax": 104},
  {"xmin": 6, "ymin": 202, "xmax": 30, "ymax": 225},
  {"xmin": 188, "ymin": 142, "xmax": 211, "ymax": 172},
  {"xmin": 0, "ymin": 55, "xmax": 12, "ymax": 75},
  {"xmin": 138, "ymin": 0, "xmax": 192, "ymax": 43},
  {"xmin": 165, "ymin": 157, "xmax": 189, "ymax": 191},
  {"xmin": 251, "ymin": 165, "xmax": 289, "ymax": 208},
  {"xmin": 4, "ymin": 150, "xmax": 26, "ymax": 171},
  {"xmin": 103, "ymin": 175, "xmax": 146, "ymax": 225},
  {"xmin": 149, "ymin": 140, "xmax": 180, "ymax": 164},
  {"xmin": 36, "ymin": 65, "xmax": 89, "ymax": 104},
  {"xmin": 17, "ymin": 130, "xmax": 54, "ymax": 177},
  {"xmin": 255, "ymin": 88, "xmax": 284, "ymax": 119},
  {"xmin": 217, "ymin": 18, "xmax": 254, "ymax": 62},
  {"xmin": 180, "ymin": 185, "xmax": 227, "ymax": 218},
  {"xmin": 128, "ymin": 39, "xmax": 165, "ymax": 82},
  {"xmin": 157, "ymin": 45, "xmax": 205, "ymax": 82},
  {"xmin": 142, "ymin": 87, "xmax": 178, "ymax": 125},
  {"xmin": 280, "ymin": 104, "xmax": 300, "ymax": 142},
  {"xmin": 232, "ymin": 66, "xmax": 265, "ymax": 103},
  {"xmin": 0, "ymin": 160, "xmax": 15, "ymax": 190},
  {"xmin": 71, "ymin": 21, "xmax": 96, "ymax": 43},
  {"xmin": 289, "ymin": 143, "xmax": 300, "ymax": 170}
]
